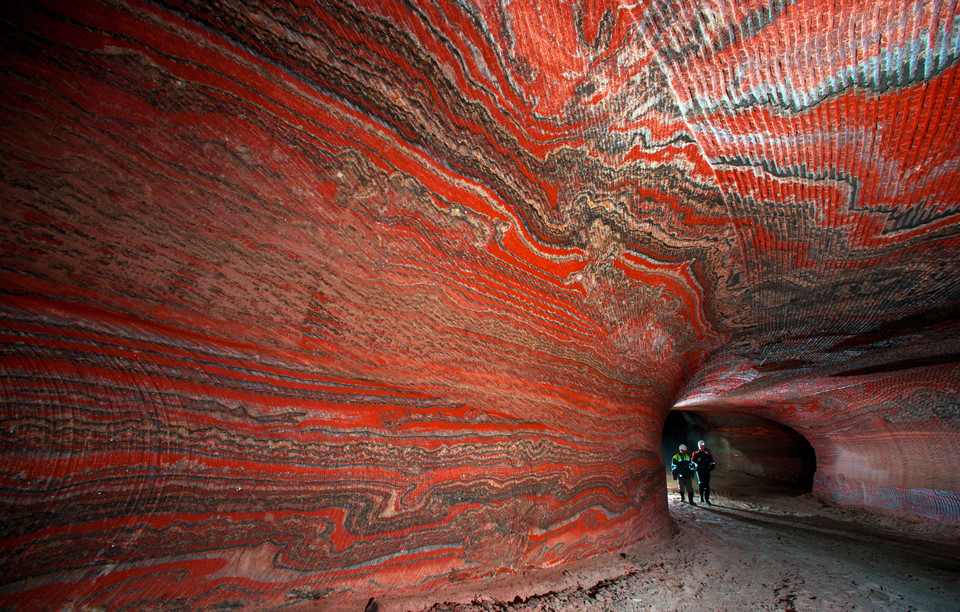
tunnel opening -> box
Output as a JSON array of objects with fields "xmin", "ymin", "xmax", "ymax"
[{"xmin": 662, "ymin": 409, "xmax": 818, "ymax": 499}]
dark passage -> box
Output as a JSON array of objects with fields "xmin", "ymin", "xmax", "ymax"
[{"xmin": 662, "ymin": 409, "xmax": 818, "ymax": 496}]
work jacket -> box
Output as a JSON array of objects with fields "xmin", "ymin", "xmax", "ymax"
[
  {"xmin": 692, "ymin": 449, "xmax": 715, "ymax": 473},
  {"xmin": 671, "ymin": 452, "xmax": 695, "ymax": 479}
]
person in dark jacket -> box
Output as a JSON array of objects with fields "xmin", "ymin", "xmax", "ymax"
[
  {"xmin": 691, "ymin": 440, "xmax": 716, "ymax": 505},
  {"xmin": 671, "ymin": 444, "xmax": 696, "ymax": 504}
]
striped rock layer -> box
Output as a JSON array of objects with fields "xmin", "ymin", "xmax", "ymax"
[{"xmin": 1, "ymin": 0, "xmax": 958, "ymax": 608}]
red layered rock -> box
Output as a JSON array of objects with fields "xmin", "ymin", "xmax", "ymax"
[{"xmin": 1, "ymin": 0, "xmax": 957, "ymax": 608}]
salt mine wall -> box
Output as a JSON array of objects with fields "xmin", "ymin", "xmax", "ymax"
[
  {"xmin": 0, "ymin": 0, "xmax": 712, "ymax": 607},
  {"xmin": 675, "ymin": 357, "xmax": 960, "ymax": 521},
  {"xmin": 1, "ymin": 0, "xmax": 959, "ymax": 609}
]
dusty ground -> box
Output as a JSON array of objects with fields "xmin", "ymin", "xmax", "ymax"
[{"xmin": 389, "ymin": 475, "xmax": 960, "ymax": 612}]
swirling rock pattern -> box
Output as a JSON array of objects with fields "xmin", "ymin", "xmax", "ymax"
[{"xmin": 1, "ymin": 0, "xmax": 958, "ymax": 608}]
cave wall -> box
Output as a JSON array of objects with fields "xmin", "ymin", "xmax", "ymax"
[
  {"xmin": 0, "ymin": 0, "xmax": 708, "ymax": 606},
  {"xmin": 1, "ymin": 0, "xmax": 959, "ymax": 609},
  {"xmin": 812, "ymin": 369, "xmax": 960, "ymax": 520},
  {"xmin": 676, "ymin": 357, "xmax": 960, "ymax": 521}
]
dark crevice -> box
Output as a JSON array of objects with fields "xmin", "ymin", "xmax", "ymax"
[{"xmin": 831, "ymin": 352, "xmax": 960, "ymax": 377}]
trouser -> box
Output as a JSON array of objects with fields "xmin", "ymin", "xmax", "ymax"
[
  {"xmin": 677, "ymin": 477, "xmax": 694, "ymax": 503},
  {"xmin": 697, "ymin": 473, "xmax": 711, "ymax": 503}
]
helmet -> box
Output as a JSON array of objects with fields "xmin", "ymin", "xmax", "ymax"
[{"xmin": 679, "ymin": 444, "xmax": 687, "ymax": 452}]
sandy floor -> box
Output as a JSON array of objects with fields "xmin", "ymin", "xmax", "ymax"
[{"xmin": 393, "ymin": 476, "xmax": 960, "ymax": 612}]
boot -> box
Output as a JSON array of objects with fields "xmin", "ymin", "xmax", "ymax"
[
  {"xmin": 705, "ymin": 488, "xmax": 712, "ymax": 505},
  {"xmin": 688, "ymin": 492, "xmax": 696, "ymax": 505}
]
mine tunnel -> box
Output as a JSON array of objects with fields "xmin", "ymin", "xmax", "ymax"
[
  {"xmin": 662, "ymin": 409, "xmax": 818, "ymax": 497},
  {"xmin": 1, "ymin": 0, "xmax": 959, "ymax": 610}
]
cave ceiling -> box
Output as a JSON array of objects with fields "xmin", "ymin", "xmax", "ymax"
[{"xmin": 1, "ymin": 0, "xmax": 959, "ymax": 608}]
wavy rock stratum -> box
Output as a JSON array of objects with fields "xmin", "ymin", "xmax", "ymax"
[{"xmin": 1, "ymin": 0, "xmax": 958, "ymax": 608}]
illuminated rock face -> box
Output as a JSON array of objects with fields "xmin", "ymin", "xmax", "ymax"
[{"xmin": 0, "ymin": 0, "xmax": 957, "ymax": 608}]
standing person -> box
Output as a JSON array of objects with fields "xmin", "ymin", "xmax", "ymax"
[
  {"xmin": 692, "ymin": 440, "xmax": 716, "ymax": 505},
  {"xmin": 671, "ymin": 444, "xmax": 696, "ymax": 504}
]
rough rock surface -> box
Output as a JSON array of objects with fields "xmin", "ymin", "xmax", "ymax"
[
  {"xmin": 406, "ymin": 478, "xmax": 960, "ymax": 612},
  {"xmin": 1, "ymin": 0, "xmax": 958, "ymax": 609}
]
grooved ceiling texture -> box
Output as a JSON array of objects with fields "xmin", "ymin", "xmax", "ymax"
[{"xmin": 1, "ymin": 0, "xmax": 958, "ymax": 608}]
